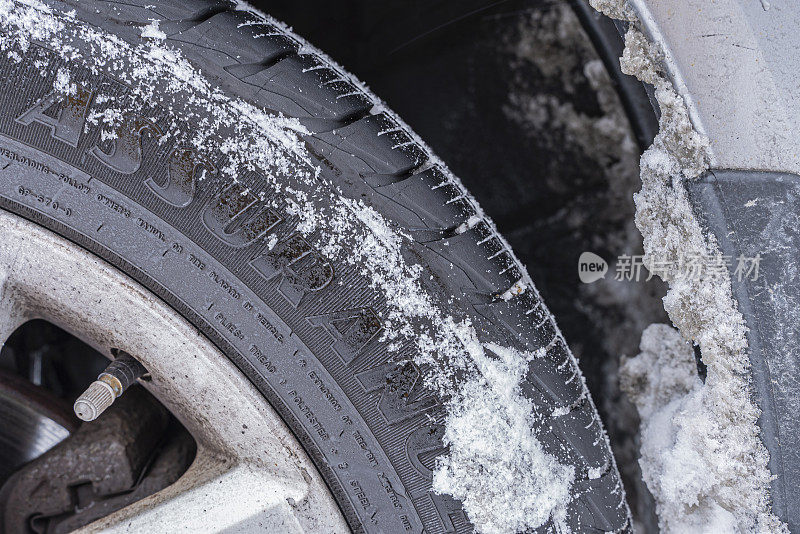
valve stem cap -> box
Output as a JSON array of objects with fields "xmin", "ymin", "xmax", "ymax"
[{"xmin": 73, "ymin": 380, "xmax": 116, "ymax": 422}]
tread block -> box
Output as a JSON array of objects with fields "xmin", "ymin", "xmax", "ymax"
[
  {"xmin": 569, "ymin": 470, "xmax": 629, "ymax": 532},
  {"xmin": 550, "ymin": 400, "xmax": 611, "ymax": 475},
  {"xmin": 424, "ymin": 223, "xmax": 522, "ymax": 294},
  {"xmin": 474, "ymin": 295, "xmax": 559, "ymax": 353},
  {"xmin": 523, "ymin": 337, "xmax": 584, "ymax": 410},
  {"xmin": 86, "ymin": 0, "xmax": 228, "ymax": 29},
  {"xmin": 534, "ymin": 318, "xmax": 558, "ymax": 349},
  {"xmin": 166, "ymin": 10, "xmax": 295, "ymax": 67},
  {"xmin": 521, "ymin": 292, "xmax": 549, "ymax": 323},
  {"xmin": 476, "ymin": 294, "xmax": 562, "ymax": 352},
  {"xmin": 367, "ymin": 166, "xmax": 480, "ymax": 243},
  {"xmin": 308, "ymin": 113, "xmax": 427, "ymax": 176},
  {"xmin": 237, "ymin": 54, "xmax": 371, "ymax": 122}
]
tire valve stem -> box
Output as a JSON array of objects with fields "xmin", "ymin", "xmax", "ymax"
[{"xmin": 73, "ymin": 353, "xmax": 147, "ymax": 422}]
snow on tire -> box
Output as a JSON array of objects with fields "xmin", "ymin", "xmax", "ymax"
[{"xmin": 0, "ymin": 1, "xmax": 629, "ymax": 532}]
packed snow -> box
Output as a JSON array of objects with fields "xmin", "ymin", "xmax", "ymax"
[
  {"xmin": 621, "ymin": 325, "xmax": 740, "ymax": 532},
  {"xmin": 0, "ymin": 1, "xmax": 586, "ymax": 532},
  {"xmin": 592, "ymin": 0, "xmax": 787, "ymax": 531},
  {"xmin": 433, "ymin": 343, "xmax": 574, "ymax": 534},
  {"xmin": 622, "ymin": 324, "xmax": 784, "ymax": 532}
]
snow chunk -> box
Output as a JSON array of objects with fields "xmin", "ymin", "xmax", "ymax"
[
  {"xmin": 588, "ymin": 0, "xmax": 637, "ymax": 22},
  {"xmin": 622, "ymin": 325, "xmax": 786, "ymax": 533},
  {"xmin": 433, "ymin": 342, "xmax": 574, "ymax": 534},
  {"xmin": 53, "ymin": 66, "xmax": 75, "ymax": 95},
  {"xmin": 620, "ymin": 324, "xmax": 698, "ymax": 421},
  {"xmin": 140, "ymin": 19, "xmax": 165, "ymax": 40},
  {"xmin": 620, "ymin": 29, "xmax": 663, "ymax": 88}
]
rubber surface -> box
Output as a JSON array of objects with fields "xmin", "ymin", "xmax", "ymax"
[
  {"xmin": 0, "ymin": 1, "xmax": 628, "ymax": 531},
  {"xmin": 568, "ymin": 0, "xmax": 658, "ymax": 151},
  {"xmin": 687, "ymin": 170, "xmax": 800, "ymax": 532}
]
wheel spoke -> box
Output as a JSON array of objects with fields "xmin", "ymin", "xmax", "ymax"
[
  {"xmin": 0, "ymin": 243, "xmax": 29, "ymax": 346},
  {"xmin": 79, "ymin": 451, "xmax": 319, "ymax": 533}
]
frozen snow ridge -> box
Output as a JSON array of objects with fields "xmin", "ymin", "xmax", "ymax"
[{"xmin": 592, "ymin": 0, "xmax": 788, "ymax": 531}]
